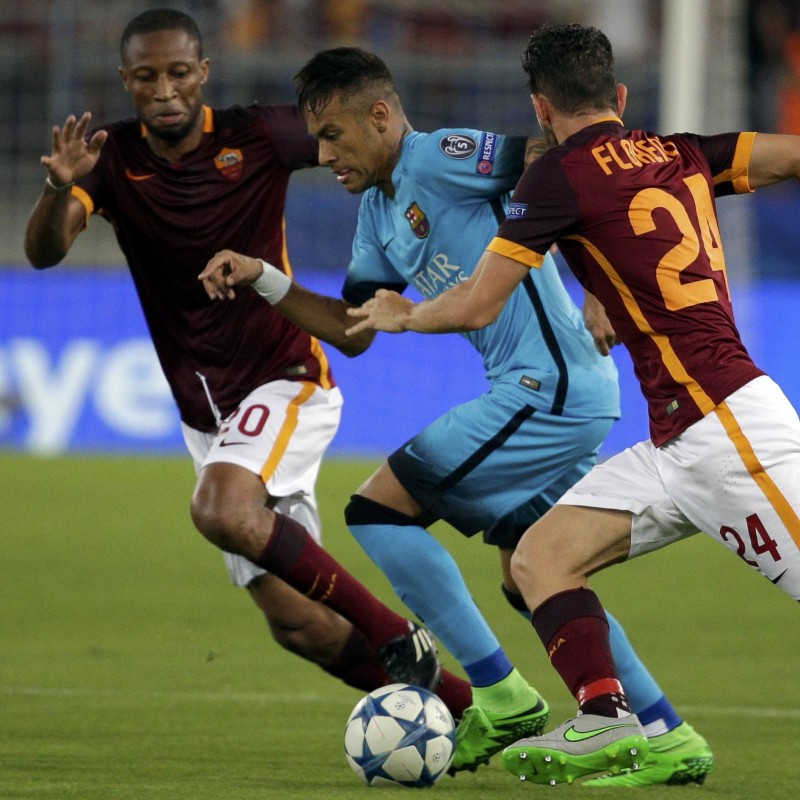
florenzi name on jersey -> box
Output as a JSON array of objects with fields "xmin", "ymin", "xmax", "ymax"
[
  {"xmin": 410, "ymin": 253, "xmax": 468, "ymax": 298},
  {"xmin": 591, "ymin": 135, "xmax": 680, "ymax": 175}
]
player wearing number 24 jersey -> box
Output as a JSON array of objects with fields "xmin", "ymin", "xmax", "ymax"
[
  {"xmin": 346, "ymin": 23, "xmax": 800, "ymax": 786},
  {"xmin": 491, "ymin": 124, "xmax": 762, "ymax": 446}
]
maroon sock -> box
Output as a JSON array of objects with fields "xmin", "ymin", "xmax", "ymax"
[
  {"xmin": 323, "ymin": 626, "xmax": 391, "ymax": 692},
  {"xmin": 256, "ymin": 514, "xmax": 409, "ymax": 644},
  {"xmin": 531, "ymin": 588, "xmax": 630, "ymax": 717},
  {"xmin": 323, "ymin": 625, "xmax": 472, "ymax": 722},
  {"xmin": 435, "ymin": 669, "xmax": 473, "ymax": 722}
]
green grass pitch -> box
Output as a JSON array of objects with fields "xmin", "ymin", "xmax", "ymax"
[{"xmin": 1, "ymin": 453, "xmax": 798, "ymax": 799}]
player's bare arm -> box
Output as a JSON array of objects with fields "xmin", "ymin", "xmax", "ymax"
[
  {"xmin": 346, "ymin": 251, "xmax": 528, "ymax": 336},
  {"xmin": 583, "ymin": 291, "xmax": 619, "ymax": 357},
  {"xmin": 199, "ymin": 249, "xmax": 376, "ymax": 357},
  {"xmin": 747, "ymin": 132, "xmax": 800, "ymax": 188},
  {"xmin": 25, "ymin": 112, "xmax": 107, "ymax": 268}
]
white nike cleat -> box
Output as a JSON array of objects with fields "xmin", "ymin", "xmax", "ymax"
[{"xmin": 502, "ymin": 713, "xmax": 649, "ymax": 786}]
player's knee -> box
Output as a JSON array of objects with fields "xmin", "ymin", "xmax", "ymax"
[
  {"xmin": 509, "ymin": 545, "xmax": 535, "ymax": 591},
  {"xmin": 190, "ymin": 480, "xmax": 256, "ymax": 552},
  {"xmin": 344, "ymin": 494, "xmax": 418, "ymax": 527}
]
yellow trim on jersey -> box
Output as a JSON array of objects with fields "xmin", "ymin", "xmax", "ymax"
[
  {"xmin": 71, "ymin": 185, "xmax": 94, "ymax": 229},
  {"xmin": 310, "ymin": 338, "xmax": 333, "ymax": 389},
  {"xmin": 715, "ymin": 400, "xmax": 800, "ymax": 549},
  {"xmin": 564, "ymin": 233, "xmax": 717, "ymax": 416},
  {"xmin": 713, "ymin": 132, "xmax": 755, "ymax": 194},
  {"xmin": 732, "ymin": 132, "xmax": 755, "ymax": 193},
  {"xmin": 259, "ymin": 381, "xmax": 317, "ymax": 484},
  {"xmin": 280, "ymin": 217, "xmax": 294, "ymax": 279},
  {"xmin": 486, "ymin": 237, "xmax": 545, "ymax": 269}
]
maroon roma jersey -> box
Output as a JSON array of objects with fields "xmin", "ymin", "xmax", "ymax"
[
  {"xmin": 71, "ymin": 104, "xmax": 335, "ymax": 431},
  {"xmin": 488, "ymin": 119, "xmax": 764, "ymax": 446}
]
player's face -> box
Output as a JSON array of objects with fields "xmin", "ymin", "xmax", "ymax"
[
  {"xmin": 305, "ymin": 95, "xmax": 395, "ymax": 195},
  {"xmin": 120, "ymin": 29, "xmax": 209, "ymax": 154}
]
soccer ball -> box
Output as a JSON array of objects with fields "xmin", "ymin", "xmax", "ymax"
[{"xmin": 344, "ymin": 683, "xmax": 456, "ymax": 787}]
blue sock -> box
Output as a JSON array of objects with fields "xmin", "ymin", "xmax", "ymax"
[
  {"xmin": 607, "ymin": 611, "xmax": 681, "ymax": 733},
  {"xmin": 635, "ymin": 696, "xmax": 682, "ymax": 735},
  {"xmin": 349, "ymin": 522, "xmax": 504, "ymax": 672},
  {"xmin": 462, "ymin": 649, "xmax": 514, "ymax": 687}
]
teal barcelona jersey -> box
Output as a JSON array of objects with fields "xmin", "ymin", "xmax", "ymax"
[{"xmin": 342, "ymin": 129, "xmax": 620, "ymax": 419}]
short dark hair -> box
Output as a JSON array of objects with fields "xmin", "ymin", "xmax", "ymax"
[
  {"xmin": 522, "ymin": 23, "xmax": 617, "ymax": 114},
  {"xmin": 120, "ymin": 8, "xmax": 203, "ymax": 60},
  {"xmin": 295, "ymin": 47, "xmax": 398, "ymax": 116}
]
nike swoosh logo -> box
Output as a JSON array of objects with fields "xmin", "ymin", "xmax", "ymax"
[
  {"xmin": 218, "ymin": 440, "xmax": 250, "ymax": 447},
  {"xmin": 770, "ymin": 569, "xmax": 788, "ymax": 585},
  {"xmin": 125, "ymin": 168, "xmax": 156, "ymax": 181},
  {"xmin": 563, "ymin": 722, "xmax": 639, "ymax": 743},
  {"xmin": 403, "ymin": 443, "xmax": 426, "ymax": 462}
]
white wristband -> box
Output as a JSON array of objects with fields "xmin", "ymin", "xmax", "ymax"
[
  {"xmin": 45, "ymin": 175, "xmax": 76, "ymax": 191},
  {"xmin": 252, "ymin": 259, "xmax": 291, "ymax": 305}
]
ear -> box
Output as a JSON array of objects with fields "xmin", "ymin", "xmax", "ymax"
[
  {"xmin": 370, "ymin": 100, "xmax": 390, "ymax": 133},
  {"xmin": 119, "ymin": 66, "xmax": 130, "ymax": 93},
  {"xmin": 615, "ymin": 83, "xmax": 627, "ymax": 118},
  {"xmin": 199, "ymin": 57, "xmax": 210, "ymax": 86},
  {"xmin": 531, "ymin": 94, "xmax": 551, "ymax": 130}
]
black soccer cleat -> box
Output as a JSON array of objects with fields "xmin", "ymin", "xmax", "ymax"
[{"xmin": 378, "ymin": 621, "xmax": 442, "ymax": 691}]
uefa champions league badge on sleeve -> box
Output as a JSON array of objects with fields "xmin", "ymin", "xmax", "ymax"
[
  {"xmin": 476, "ymin": 132, "xmax": 497, "ymax": 175},
  {"xmin": 439, "ymin": 134, "xmax": 478, "ymax": 159}
]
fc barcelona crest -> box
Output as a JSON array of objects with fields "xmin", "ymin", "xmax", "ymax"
[{"xmin": 405, "ymin": 202, "xmax": 430, "ymax": 239}]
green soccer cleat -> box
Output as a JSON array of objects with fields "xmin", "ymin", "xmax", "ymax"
[
  {"xmin": 449, "ymin": 689, "xmax": 550, "ymax": 774},
  {"xmin": 581, "ymin": 721, "xmax": 714, "ymax": 787},
  {"xmin": 502, "ymin": 713, "xmax": 648, "ymax": 786}
]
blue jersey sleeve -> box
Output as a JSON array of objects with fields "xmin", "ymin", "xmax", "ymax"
[{"xmin": 409, "ymin": 130, "xmax": 527, "ymax": 202}]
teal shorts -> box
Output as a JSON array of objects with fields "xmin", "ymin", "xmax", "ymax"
[{"xmin": 387, "ymin": 380, "xmax": 615, "ymax": 544}]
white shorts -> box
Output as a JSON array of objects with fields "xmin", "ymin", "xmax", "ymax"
[
  {"xmin": 559, "ymin": 376, "xmax": 800, "ymax": 599},
  {"xmin": 182, "ymin": 380, "xmax": 343, "ymax": 587}
]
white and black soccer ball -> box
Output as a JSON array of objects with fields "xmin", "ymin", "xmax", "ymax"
[{"xmin": 344, "ymin": 683, "xmax": 456, "ymax": 787}]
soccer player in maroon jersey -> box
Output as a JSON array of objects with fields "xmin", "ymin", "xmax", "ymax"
[
  {"xmin": 346, "ymin": 22, "xmax": 800, "ymax": 786},
  {"xmin": 23, "ymin": 8, "xmax": 473, "ymax": 716}
]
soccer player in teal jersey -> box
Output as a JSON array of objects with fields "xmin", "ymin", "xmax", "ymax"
[{"xmin": 201, "ymin": 47, "xmax": 712, "ymax": 782}]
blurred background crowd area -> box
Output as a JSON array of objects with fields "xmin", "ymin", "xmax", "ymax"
[
  {"xmin": 2, "ymin": 0, "xmax": 800, "ymax": 458},
  {"xmin": 2, "ymin": 0, "xmax": 800, "ymax": 271}
]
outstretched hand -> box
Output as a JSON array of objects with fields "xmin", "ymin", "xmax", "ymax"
[
  {"xmin": 42, "ymin": 112, "xmax": 107, "ymax": 187},
  {"xmin": 345, "ymin": 289, "xmax": 414, "ymax": 336},
  {"xmin": 199, "ymin": 249, "xmax": 263, "ymax": 300}
]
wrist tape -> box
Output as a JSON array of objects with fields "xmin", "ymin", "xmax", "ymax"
[{"xmin": 252, "ymin": 259, "xmax": 291, "ymax": 304}]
